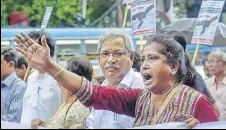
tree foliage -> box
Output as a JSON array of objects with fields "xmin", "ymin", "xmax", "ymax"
[
  {"xmin": 1, "ymin": 0, "xmax": 118, "ymax": 27},
  {"xmin": 85, "ymin": 0, "xmax": 115, "ymax": 27},
  {"xmin": 1, "ymin": 0, "xmax": 82, "ymax": 27},
  {"xmin": 173, "ymin": 0, "xmax": 187, "ymax": 18}
]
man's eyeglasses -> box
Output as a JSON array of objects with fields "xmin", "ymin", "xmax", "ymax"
[{"xmin": 99, "ymin": 51, "xmax": 130, "ymax": 59}]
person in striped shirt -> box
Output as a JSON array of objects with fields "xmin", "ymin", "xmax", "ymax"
[{"xmin": 1, "ymin": 47, "xmax": 26, "ymax": 123}]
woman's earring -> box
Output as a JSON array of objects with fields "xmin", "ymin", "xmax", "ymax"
[{"xmin": 171, "ymin": 70, "xmax": 177, "ymax": 75}]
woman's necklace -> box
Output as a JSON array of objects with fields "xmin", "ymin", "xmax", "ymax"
[{"xmin": 160, "ymin": 82, "xmax": 179, "ymax": 94}]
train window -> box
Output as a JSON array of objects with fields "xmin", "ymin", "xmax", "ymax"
[{"xmin": 56, "ymin": 40, "xmax": 81, "ymax": 45}]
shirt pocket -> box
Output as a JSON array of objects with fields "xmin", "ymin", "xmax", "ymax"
[{"xmin": 38, "ymin": 87, "xmax": 54, "ymax": 108}]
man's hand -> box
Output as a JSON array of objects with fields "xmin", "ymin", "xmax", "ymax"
[
  {"xmin": 14, "ymin": 32, "xmax": 51, "ymax": 71},
  {"xmin": 31, "ymin": 119, "xmax": 45, "ymax": 129},
  {"xmin": 184, "ymin": 117, "xmax": 200, "ymax": 129}
]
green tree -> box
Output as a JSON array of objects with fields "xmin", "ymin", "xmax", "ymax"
[
  {"xmin": 1, "ymin": 0, "xmax": 82, "ymax": 27},
  {"xmin": 86, "ymin": 0, "xmax": 115, "ymax": 27},
  {"xmin": 173, "ymin": 0, "xmax": 187, "ymax": 18}
]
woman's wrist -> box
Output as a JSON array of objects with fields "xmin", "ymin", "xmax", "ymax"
[{"xmin": 44, "ymin": 59, "xmax": 62, "ymax": 77}]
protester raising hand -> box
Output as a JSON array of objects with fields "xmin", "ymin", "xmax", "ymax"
[
  {"xmin": 14, "ymin": 32, "xmax": 51, "ymax": 71},
  {"xmin": 14, "ymin": 32, "xmax": 218, "ymax": 129}
]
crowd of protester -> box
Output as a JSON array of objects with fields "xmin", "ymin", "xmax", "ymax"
[{"xmin": 1, "ymin": 29, "xmax": 225, "ymax": 129}]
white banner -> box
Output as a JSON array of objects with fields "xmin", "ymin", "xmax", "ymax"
[
  {"xmin": 131, "ymin": 0, "xmax": 156, "ymax": 36},
  {"xmin": 192, "ymin": 121, "xmax": 226, "ymax": 129},
  {"xmin": 1, "ymin": 121, "xmax": 47, "ymax": 129},
  {"xmin": 191, "ymin": 0, "xmax": 225, "ymax": 45},
  {"xmin": 41, "ymin": 7, "xmax": 53, "ymax": 29},
  {"xmin": 131, "ymin": 121, "xmax": 226, "ymax": 129},
  {"xmin": 123, "ymin": 0, "xmax": 131, "ymax": 4},
  {"xmin": 131, "ymin": 122, "xmax": 187, "ymax": 129}
]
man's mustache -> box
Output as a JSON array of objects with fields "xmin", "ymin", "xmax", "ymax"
[{"xmin": 104, "ymin": 64, "xmax": 120, "ymax": 69}]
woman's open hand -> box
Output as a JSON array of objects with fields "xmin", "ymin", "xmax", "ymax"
[
  {"xmin": 31, "ymin": 119, "xmax": 45, "ymax": 129},
  {"xmin": 185, "ymin": 117, "xmax": 200, "ymax": 129},
  {"xmin": 14, "ymin": 32, "xmax": 51, "ymax": 71}
]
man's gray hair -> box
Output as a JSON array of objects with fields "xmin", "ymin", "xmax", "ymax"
[
  {"xmin": 209, "ymin": 49, "xmax": 226, "ymax": 62},
  {"xmin": 97, "ymin": 29, "xmax": 134, "ymax": 53}
]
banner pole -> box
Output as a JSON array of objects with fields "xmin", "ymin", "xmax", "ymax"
[
  {"xmin": 192, "ymin": 44, "xmax": 200, "ymax": 65},
  {"xmin": 122, "ymin": 3, "xmax": 129, "ymax": 29},
  {"xmin": 23, "ymin": 66, "xmax": 30, "ymax": 81},
  {"xmin": 139, "ymin": 35, "xmax": 143, "ymax": 54}
]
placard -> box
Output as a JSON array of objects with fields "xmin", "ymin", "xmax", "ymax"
[
  {"xmin": 131, "ymin": 0, "xmax": 156, "ymax": 36},
  {"xmin": 191, "ymin": 0, "xmax": 225, "ymax": 45}
]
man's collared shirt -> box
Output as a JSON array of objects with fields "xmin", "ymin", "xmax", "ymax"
[
  {"xmin": 207, "ymin": 75, "xmax": 226, "ymax": 120},
  {"xmin": 1, "ymin": 72, "xmax": 26, "ymax": 123},
  {"xmin": 20, "ymin": 71, "xmax": 63, "ymax": 125},
  {"xmin": 86, "ymin": 68, "xmax": 145, "ymax": 129}
]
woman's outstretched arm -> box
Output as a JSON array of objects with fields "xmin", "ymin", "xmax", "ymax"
[
  {"xmin": 14, "ymin": 32, "xmax": 143, "ymax": 117},
  {"xmin": 75, "ymin": 78, "xmax": 142, "ymax": 117}
]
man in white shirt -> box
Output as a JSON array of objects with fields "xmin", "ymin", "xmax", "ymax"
[
  {"xmin": 207, "ymin": 49, "xmax": 226, "ymax": 121},
  {"xmin": 20, "ymin": 30, "xmax": 63, "ymax": 125},
  {"xmin": 86, "ymin": 29, "xmax": 144, "ymax": 129}
]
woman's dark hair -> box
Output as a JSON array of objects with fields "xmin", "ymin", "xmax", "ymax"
[
  {"xmin": 166, "ymin": 30, "xmax": 215, "ymax": 104},
  {"xmin": 66, "ymin": 57, "xmax": 93, "ymax": 81},
  {"xmin": 132, "ymin": 51, "xmax": 141, "ymax": 72},
  {"xmin": 165, "ymin": 30, "xmax": 187, "ymax": 51},
  {"xmin": 28, "ymin": 30, "xmax": 55, "ymax": 57},
  {"xmin": 183, "ymin": 53, "xmax": 201, "ymax": 88},
  {"xmin": 145, "ymin": 34, "xmax": 187, "ymax": 83}
]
